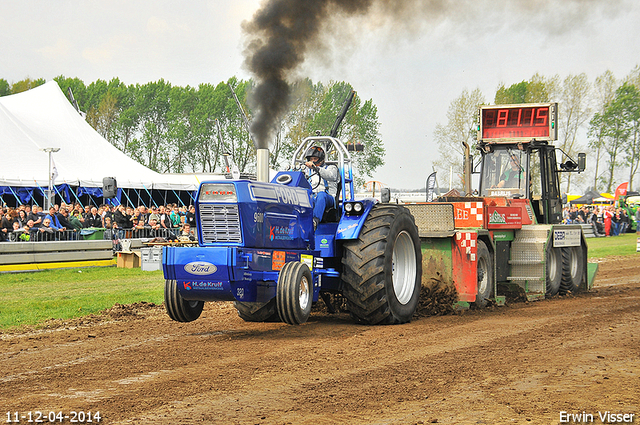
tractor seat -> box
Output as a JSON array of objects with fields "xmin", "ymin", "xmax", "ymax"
[
  {"xmin": 322, "ymin": 206, "xmax": 341, "ymax": 223},
  {"xmin": 321, "ymin": 182, "xmax": 342, "ymax": 223}
]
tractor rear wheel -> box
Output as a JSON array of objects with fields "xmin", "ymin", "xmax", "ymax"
[
  {"xmin": 341, "ymin": 204, "xmax": 422, "ymax": 325},
  {"xmin": 234, "ymin": 299, "xmax": 280, "ymax": 322},
  {"xmin": 473, "ymin": 240, "xmax": 493, "ymax": 308},
  {"xmin": 164, "ymin": 279, "xmax": 204, "ymax": 322},
  {"xmin": 277, "ymin": 262, "xmax": 313, "ymax": 325},
  {"xmin": 545, "ymin": 245, "xmax": 562, "ymax": 297},
  {"xmin": 560, "ymin": 245, "xmax": 585, "ymax": 294}
]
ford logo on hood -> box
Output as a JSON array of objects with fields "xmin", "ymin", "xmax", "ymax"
[{"xmin": 184, "ymin": 262, "xmax": 217, "ymax": 275}]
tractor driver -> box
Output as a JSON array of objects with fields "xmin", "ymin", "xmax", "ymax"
[
  {"xmin": 304, "ymin": 146, "xmax": 339, "ymax": 229},
  {"xmin": 496, "ymin": 154, "xmax": 524, "ymax": 188}
]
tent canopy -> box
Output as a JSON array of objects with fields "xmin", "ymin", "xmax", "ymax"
[
  {"xmin": 0, "ymin": 81, "xmax": 203, "ymax": 191},
  {"xmin": 569, "ymin": 190, "xmax": 602, "ymax": 205}
]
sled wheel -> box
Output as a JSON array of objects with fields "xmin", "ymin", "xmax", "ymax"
[
  {"xmin": 234, "ymin": 298, "xmax": 280, "ymax": 322},
  {"xmin": 277, "ymin": 262, "xmax": 313, "ymax": 325},
  {"xmin": 473, "ymin": 240, "xmax": 493, "ymax": 308},
  {"xmin": 545, "ymin": 245, "xmax": 562, "ymax": 297},
  {"xmin": 164, "ymin": 279, "xmax": 204, "ymax": 322},
  {"xmin": 560, "ymin": 245, "xmax": 585, "ymax": 294},
  {"xmin": 341, "ymin": 204, "xmax": 422, "ymax": 325}
]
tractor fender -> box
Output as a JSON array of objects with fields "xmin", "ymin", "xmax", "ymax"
[{"xmin": 335, "ymin": 199, "xmax": 377, "ymax": 240}]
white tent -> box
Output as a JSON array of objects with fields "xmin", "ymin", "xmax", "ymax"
[{"xmin": 0, "ymin": 81, "xmax": 207, "ymax": 204}]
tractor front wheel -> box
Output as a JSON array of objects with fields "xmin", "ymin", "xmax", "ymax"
[
  {"xmin": 545, "ymin": 245, "xmax": 562, "ymax": 297},
  {"xmin": 560, "ymin": 245, "xmax": 585, "ymax": 294},
  {"xmin": 277, "ymin": 262, "xmax": 313, "ymax": 325},
  {"xmin": 341, "ymin": 204, "xmax": 422, "ymax": 325},
  {"xmin": 164, "ymin": 279, "xmax": 204, "ymax": 322}
]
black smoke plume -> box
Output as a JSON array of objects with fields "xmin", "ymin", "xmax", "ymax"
[
  {"xmin": 243, "ymin": 0, "xmax": 376, "ymax": 149},
  {"xmin": 242, "ymin": 0, "xmax": 617, "ymax": 149}
]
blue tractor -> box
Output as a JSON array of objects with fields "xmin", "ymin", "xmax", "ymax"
[{"xmin": 163, "ymin": 130, "xmax": 422, "ymax": 326}]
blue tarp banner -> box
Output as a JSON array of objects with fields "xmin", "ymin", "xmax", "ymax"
[
  {"xmin": 76, "ymin": 187, "xmax": 122, "ymax": 204},
  {"xmin": 1, "ymin": 184, "xmax": 77, "ymax": 204},
  {"xmin": 16, "ymin": 187, "xmax": 34, "ymax": 203},
  {"xmin": 55, "ymin": 184, "xmax": 72, "ymax": 203},
  {"xmin": 76, "ymin": 186, "xmax": 103, "ymax": 197}
]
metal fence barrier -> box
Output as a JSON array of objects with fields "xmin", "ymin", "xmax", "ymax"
[{"xmin": 5, "ymin": 227, "xmax": 191, "ymax": 252}]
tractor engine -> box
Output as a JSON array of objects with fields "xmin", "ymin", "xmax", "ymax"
[{"xmin": 163, "ymin": 172, "xmax": 316, "ymax": 305}]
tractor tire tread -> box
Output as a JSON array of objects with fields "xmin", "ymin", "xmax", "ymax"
[{"xmin": 341, "ymin": 204, "xmax": 421, "ymax": 325}]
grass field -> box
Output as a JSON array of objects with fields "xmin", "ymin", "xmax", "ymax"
[
  {"xmin": 585, "ymin": 232, "xmax": 640, "ymax": 258},
  {"xmin": 0, "ymin": 267, "xmax": 164, "ymax": 330},
  {"xmin": 0, "ymin": 233, "xmax": 637, "ymax": 331}
]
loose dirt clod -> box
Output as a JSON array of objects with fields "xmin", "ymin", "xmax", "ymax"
[
  {"xmin": 102, "ymin": 301, "xmax": 159, "ymax": 319},
  {"xmin": 415, "ymin": 277, "xmax": 458, "ymax": 317}
]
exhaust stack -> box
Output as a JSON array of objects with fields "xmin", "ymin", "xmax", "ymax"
[{"xmin": 256, "ymin": 148, "xmax": 270, "ymax": 182}]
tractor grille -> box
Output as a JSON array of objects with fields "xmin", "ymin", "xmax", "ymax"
[{"xmin": 199, "ymin": 204, "xmax": 242, "ymax": 244}]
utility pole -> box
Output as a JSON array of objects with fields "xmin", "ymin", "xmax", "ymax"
[{"xmin": 41, "ymin": 147, "xmax": 60, "ymax": 210}]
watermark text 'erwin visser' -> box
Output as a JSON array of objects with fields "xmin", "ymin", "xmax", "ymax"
[{"xmin": 559, "ymin": 411, "xmax": 635, "ymax": 423}]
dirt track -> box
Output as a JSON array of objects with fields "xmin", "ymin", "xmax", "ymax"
[{"xmin": 2, "ymin": 257, "xmax": 639, "ymax": 425}]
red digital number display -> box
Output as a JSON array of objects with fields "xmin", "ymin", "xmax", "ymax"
[{"xmin": 481, "ymin": 105, "xmax": 553, "ymax": 140}]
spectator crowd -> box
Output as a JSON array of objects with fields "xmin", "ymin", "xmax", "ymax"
[
  {"xmin": 0, "ymin": 202, "xmax": 197, "ymax": 243},
  {"xmin": 562, "ymin": 205, "xmax": 633, "ymax": 237},
  {"xmin": 4, "ymin": 201, "xmax": 634, "ymax": 243}
]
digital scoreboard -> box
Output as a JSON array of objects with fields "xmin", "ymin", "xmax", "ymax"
[{"xmin": 478, "ymin": 103, "xmax": 557, "ymax": 142}]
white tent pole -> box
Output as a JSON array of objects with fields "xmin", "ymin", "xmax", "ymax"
[
  {"xmin": 40, "ymin": 147, "xmax": 60, "ymax": 210},
  {"xmin": 48, "ymin": 151, "xmax": 51, "ymax": 209}
]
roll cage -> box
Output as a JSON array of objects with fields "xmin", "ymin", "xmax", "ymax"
[{"xmin": 290, "ymin": 136, "xmax": 356, "ymax": 207}]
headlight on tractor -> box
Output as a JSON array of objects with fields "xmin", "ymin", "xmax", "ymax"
[{"xmin": 343, "ymin": 201, "xmax": 364, "ymax": 216}]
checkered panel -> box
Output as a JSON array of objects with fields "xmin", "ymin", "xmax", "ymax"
[
  {"xmin": 453, "ymin": 201, "xmax": 485, "ymax": 228},
  {"xmin": 465, "ymin": 202, "xmax": 484, "ymax": 222},
  {"xmin": 455, "ymin": 231, "xmax": 478, "ymax": 262}
]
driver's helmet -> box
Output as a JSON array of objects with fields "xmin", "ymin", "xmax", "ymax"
[{"xmin": 304, "ymin": 146, "xmax": 325, "ymax": 165}]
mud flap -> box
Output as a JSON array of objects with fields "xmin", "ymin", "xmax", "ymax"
[{"xmin": 586, "ymin": 263, "xmax": 598, "ymax": 290}]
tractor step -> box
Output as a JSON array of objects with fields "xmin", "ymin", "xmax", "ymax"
[
  {"xmin": 507, "ymin": 225, "xmax": 553, "ymax": 296},
  {"xmin": 507, "ymin": 276, "xmax": 544, "ymax": 281},
  {"xmin": 509, "ymin": 259, "xmax": 543, "ymax": 265}
]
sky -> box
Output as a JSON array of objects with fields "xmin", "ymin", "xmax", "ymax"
[{"xmin": 2, "ymin": 0, "xmax": 639, "ymax": 191}]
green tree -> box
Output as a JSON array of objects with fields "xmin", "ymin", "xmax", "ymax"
[
  {"xmin": 272, "ymin": 78, "xmax": 320, "ymax": 168},
  {"xmin": 615, "ymin": 83, "xmax": 640, "ymax": 191},
  {"xmin": 274, "ymin": 80, "xmax": 385, "ymax": 186},
  {"xmin": 494, "ymin": 73, "xmax": 559, "ymax": 105},
  {"xmin": 226, "ymin": 78, "xmax": 256, "ymax": 174},
  {"xmin": 316, "ymin": 82, "xmax": 385, "ymax": 186},
  {"xmin": 166, "ymin": 85, "xmax": 199, "ymax": 173},
  {"xmin": 0, "ymin": 79, "xmax": 11, "ymax": 97},
  {"xmin": 130, "ymin": 79, "xmax": 172, "ymax": 172},
  {"xmin": 527, "ymin": 73, "xmax": 560, "ymax": 103},
  {"xmin": 591, "ymin": 83, "xmax": 639, "ymax": 192},
  {"xmin": 11, "ymin": 78, "xmax": 46, "ymax": 94},
  {"xmin": 627, "ymin": 64, "xmax": 640, "ymax": 88},
  {"xmin": 434, "ymin": 88, "xmax": 485, "ymax": 187},
  {"xmin": 190, "ymin": 82, "xmax": 220, "ymax": 173},
  {"xmin": 495, "ymin": 81, "xmax": 527, "ymax": 104},
  {"xmin": 54, "ymin": 76, "xmax": 88, "ymax": 112},
  {"xmin": 112, "ymin": 84, "xmax": 140, "ymax": 155},
  {"xmin": 46, "ymin": 75, "xmax": 385, "ymax": 180},
  {"xmin": 95, "ymin": 91, "xmax": 120, "ymax": 140},
  {"xmin": 588, "ymin": 71, "xmax": 618, "ymax": 191},
  {"xmin": 557, "ymin": 73, "xmax": 591, "ymax": 193},
  {"xmin": 10, "ymin": 78, "xmax": 45, "ymax": 94}
]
